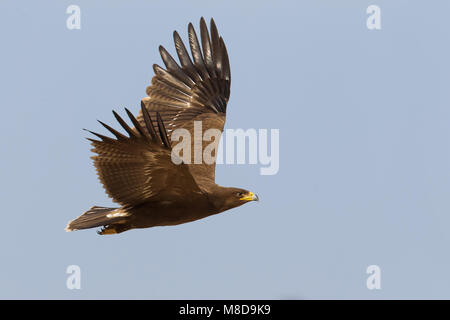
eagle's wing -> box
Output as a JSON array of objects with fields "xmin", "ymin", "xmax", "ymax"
[
  {"xmin": 137, "ymin": 17, "xmax": 231, "ymax": 187},
  {"xmin": 88, "ymin": 106, "xmax": 204, "ymax": 207}
]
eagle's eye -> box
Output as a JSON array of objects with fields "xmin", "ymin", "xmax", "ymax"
[{"xmin": 236, "ymin": 192, "xmax": 244, "ymax": 198}]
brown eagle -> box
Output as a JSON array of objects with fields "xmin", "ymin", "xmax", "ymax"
[{"xmin": 65, "ymin": 18, "xmax": 258, "ymax": 235}]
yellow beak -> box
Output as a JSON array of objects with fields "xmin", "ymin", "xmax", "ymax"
[{"xmin": 240, "ymin": 192, "xmax": 259, "ymax": 202}]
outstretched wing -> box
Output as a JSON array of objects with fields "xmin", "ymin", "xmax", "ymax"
[
  {"xmin": 137, "ymin": 17, "xmax": 231, "ymax": 187},
  {"xmin": 87, "ymin": 105, "xmax": 204, "ymax": 207}
]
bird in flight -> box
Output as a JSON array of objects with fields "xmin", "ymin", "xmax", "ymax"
[{"xmin": 65, "ymin": 18, "xmax": 259, "ymax": 235}]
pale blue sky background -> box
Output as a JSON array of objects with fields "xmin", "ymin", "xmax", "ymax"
[{"xmin": 1, "ymin": 0, "xmax": 450, "ymax": 299}]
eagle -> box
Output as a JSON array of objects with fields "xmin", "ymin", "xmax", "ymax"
[{"xmin": 65, "ymin": 18, "xmax": 259, "ymax": 235}]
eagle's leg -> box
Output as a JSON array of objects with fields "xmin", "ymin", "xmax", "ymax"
[{"xmin": 97, "ymin": 223, "xmax": 132, "ymax": 235}]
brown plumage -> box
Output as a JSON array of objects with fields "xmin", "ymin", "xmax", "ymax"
[{"xmin": 65, "ymin": 18, "xmax": 258, "ymax": 235}]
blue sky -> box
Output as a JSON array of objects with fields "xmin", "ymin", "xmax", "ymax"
[{"xmin": 1, "ymin": 0, "xmax": 450, "ymax": 299}]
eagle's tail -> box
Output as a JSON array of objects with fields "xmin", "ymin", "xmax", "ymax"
[{"xmin": 65, "ymin": 206, "xmax": 129, "ymax": 234}]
